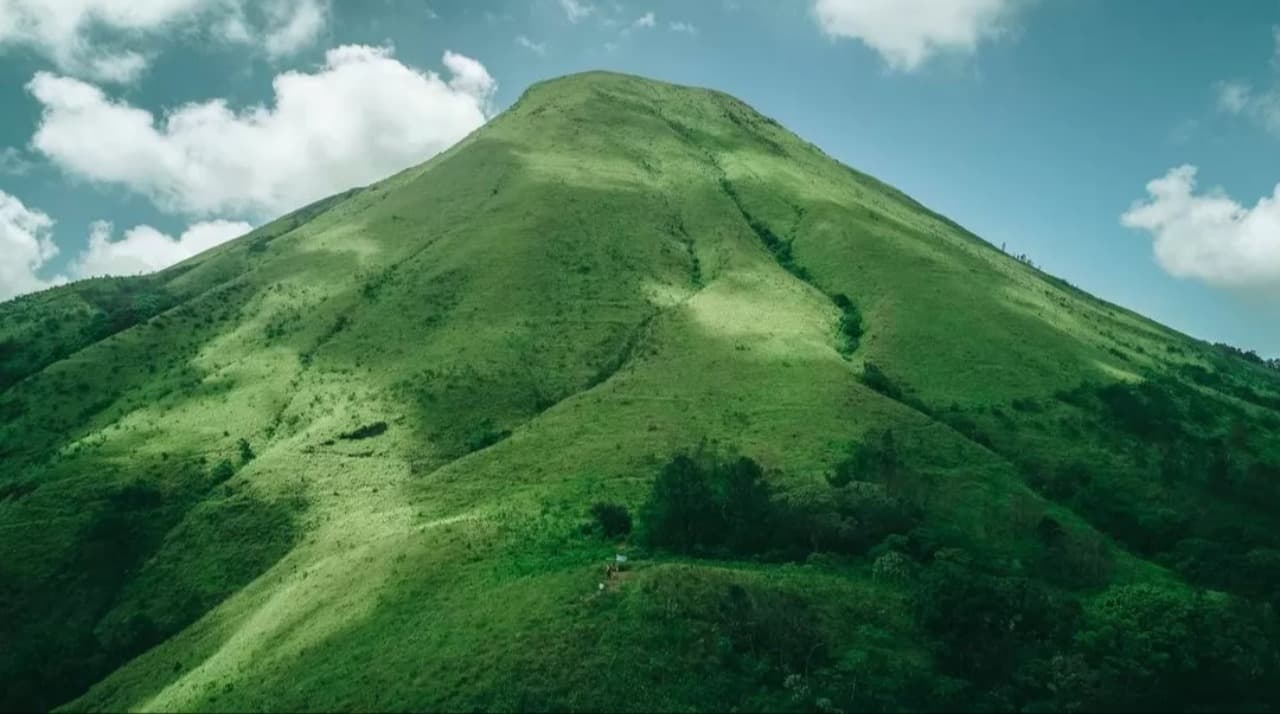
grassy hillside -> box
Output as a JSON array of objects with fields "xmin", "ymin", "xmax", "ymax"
[{"xmin": 2, "ymin": 71, "xmax": 1279, "ymax": 712}]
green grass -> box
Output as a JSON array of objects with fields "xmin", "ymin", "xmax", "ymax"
[{"xmin": 1, "ymin": 71, "xmax": 1279, "ymax": 712}]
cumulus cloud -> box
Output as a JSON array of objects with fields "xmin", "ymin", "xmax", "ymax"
[
  {"xmin": 1122, "ymin": 165, "xmax": 1280, "ymax": 289},
  {"xmin": 634, "ymin": 12, "xmax": 656, "ymax": 29},
  {"xmin": 0, "ymin": 190, "xmax": 63, "ymax": 300},
  {"xmin": 28, "ymin": 45, "xmax": 495, "ymax": 219},
  {"xmin": 0, "ymin": 0, "xmax": 328, "ymax": 82},
  {"xmin": 71, "ymin": 219, "xmax": 251, "ymax": 278},
  {"xmin": 812, "ymin": 0, "xmax": 1021, "ymax": 71},
  {"xmin": 0, "ymin": 189, "xmax": 253, "ymax": 301}
]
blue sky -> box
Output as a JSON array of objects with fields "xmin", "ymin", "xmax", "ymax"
[{"xmin": 1, "ymin": 0, "xmax": 1278, "ymax": 355}]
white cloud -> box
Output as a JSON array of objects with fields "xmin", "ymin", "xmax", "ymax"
[
  {"xmin": 559, "ymin": 0, "xmax": 593, "ymax": 23},
  {"xmin": 1122, "ymin": 165, "xmax": 1280, "ymax": 289},
  {"xmin": 28, "ymin": 45, "xmax": 495, "ymax": 219},
  {"xmin": 0, "ymin": 0, "xmax": 328, "ymax": 83},
  {"xmin": 516, "ymin": 35, "xmax": 546, "ymax": 55},
  {"xmin": 669, "ymin": 21, "xmax": 697, "ymax": 35},
  {"xmin": 812, "ymin": 0, "xmax": 1021, "ymax": 71},
  {"xmin": 71, "ymin": 218, "xmax": 251, "ymax": 278},
  {"xmin": 0, "ymin": 189, "xmax": 254, "ymax": 301},
  {"xmin": 634, "ymin": 12, "xmax": 656, "ymax": 29},
  {"xmin": 0, "ymin": 190, "xmax": 63, "ymax": 300},
  {"xmin": 261, "ymin": 0, "xmax": 327, "ymax": 58}
]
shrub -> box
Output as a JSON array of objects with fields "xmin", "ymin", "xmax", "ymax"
[
  {"xmin": 861, "ymin": 362, "xmax": 903, "ymax": 401},
  {"xmin": 829, "ymin": 429, "xmax": 900, "ymax": 488},
  {"xmin": 642, "ymin": 446, "xmax": 920, "ymax": 561},
  {"xmin": 589, "ymin": 502, "xmax": 632, "ymax": 539},
  {"xmin": 237, "ymin": 438, "xmax": 255, "ymax": 464},
  {"xmin": 339, "ymin": 422, "xmax": 388, "ymax": 440},
  {"xmin": 210, "ymin": 460, "xmax": 236, "ymax": 484},
  {"xmin": 831, "ymin": 293, "xmax": 864, "ymax": 354},
  {"xmin": 464, "ymin": 419, "xmax": 511, "ymax": 453}
]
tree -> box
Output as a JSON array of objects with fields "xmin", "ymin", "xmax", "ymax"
[
  {"xmin": 641, "ymin": 454, "xmax": 719, "ymax": 553},
  {"xmin": 589, "ymin": 502, "xmax": 632, "ymax": 539},
  {"xmin": 718, "ymin": 457, "xmax": 773, "ymax": 554}
]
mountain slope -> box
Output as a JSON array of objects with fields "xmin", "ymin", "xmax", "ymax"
[{"xmin": 3, "ymin": 71, "xmax": 1279, "ymax": 712}]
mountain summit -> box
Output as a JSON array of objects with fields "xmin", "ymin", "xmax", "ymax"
[{"xmin": 3, "ymin": 72, "xmax": 1279, "ymax": 712}]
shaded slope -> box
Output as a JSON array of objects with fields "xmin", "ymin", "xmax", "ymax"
[{"xmin": 1, "ymin": 71, "xmax": 1278, "ymax": 712}]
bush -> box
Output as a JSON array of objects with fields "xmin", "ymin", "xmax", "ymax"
[
  {"xmin": 861, "ymin": 362, "xmax": 903, "ymax": 401},
  {"xmin": 831, "ymin": 293, "xmax": 864, "ymax": 354},
  {"xmin": 589, "ymin": 502, "xmax": 632, "ymax": 539},
  {"xmin": 917, "ymin": 560, "xmax": 1080, "ymax": 708},
  {"xmin": 829, "ymin": 429, "xmax": 900, "ymax": 488},
  {"xmin": 210, "ymin": 459, "xmax": 236, "ymax": 484},
  {"xmin": 640, "ymin": 445, "xmax": 919, "ymax": 561},
  {"xmin": 237, "ymin": 438, "xmax": 255, "ymax": 464},
  {"xmin": 339, "ymin": 421, "xmax": 388, "ymax": 440},
  {"xmin": 464, "ymin": 419, "xmax": 511, "ymax": 453}
]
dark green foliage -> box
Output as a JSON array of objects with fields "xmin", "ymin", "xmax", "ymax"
[
  {"xmin": 1094, "ymin": 380, "xmax": 1183, "ymax": 441},
  {"xmin": 642, "ymin": 445, "xmax": 919, "ymax": 561},
  {"xmin": 713, "ymin": 583, "xmax": 828, "ymax": 676},
  {"xmin": 589, "ymin": 502, "xmax": 632, "ymax": 539},
  {"xmin": 0, "ymin": 470, "xmax": 303, "ymax": 714},
  {"xmin": 463, "ymin": 418, "xmax": 511, "ymax": 453},
  {"xmin": 772, "ymin": 482, "xmax": 920, "ymax": 560},
  {"xmin": 640, "ymin": 453, "xmax": 725, "ymax": 554},
  {"xmin": 0, "ymin": 480, "xmax": 174, "ymax": 712},
  {"xmin": 338, "ymin": 421, "xmax": 388, "ymax": 440},
  {"xmin": 210, "ymin": 459, "xmax": 236, "ymax": 484},
  {"xmin": 861, "ymin": 362, "xmax": 903, "ymax": 401},
  {"xmin": 831, "ymin": 293, "xmax": 864, "ymax": 354},
  {"xmin": 1075, "ymin": 584, "xmax": 1280, "ymax": 712},
  {"xmin": 1215, "ymin": 341, "xmax": 1269, "ymax": 368},
  {"xmin": 237, "ymin": 438, "xmax": 255, "ymax": 464},
  {"xmin": 639, "ymin": 449, "xmax": 781, "ymax": 557},
  {"xmin": 0, "ymin": 276, "xmax": 177, "ymax": 391},
  {"xmin": 918, "ymin": 559, "xmax": 1079, "ymax": 708},
  {"xmin": 719, "ymin": 178, "xmax": 812, "ymax": 281},
  {"xmin": 828, "ymin": 429, "xmax": 899, "ymax": 489}
]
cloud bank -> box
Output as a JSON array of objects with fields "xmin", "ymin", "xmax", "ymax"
[
  {"xmin": 0, "ymin": 189, "xmax": 252, "ymax": 301},
  {"xmin": 28, "ymin": 45, "xmax": 495, "ymax": 219},
  {"xmin": 1122, "ymin": 165, "xmax": 1280, "ymax": 289},
  {"xmin": 0, "ymin": 0, "xmax": 329, "ymax": 82},
  {"xmin": 812, "ymin": 0, "xmax": 1022, "ymax": 71}
]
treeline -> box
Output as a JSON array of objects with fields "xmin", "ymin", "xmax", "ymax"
[
  {"xmin": 1215, "ymin": 341, "xmax": 1280, "ymax": 372},
  {"xmin": 585, "ymin": 441, "xmax": 1280, "ymax": 712}
]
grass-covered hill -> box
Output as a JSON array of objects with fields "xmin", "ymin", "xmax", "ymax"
[{"xmin": 3, "ymin": 71, "xmax": 1280, "ymax": 713}]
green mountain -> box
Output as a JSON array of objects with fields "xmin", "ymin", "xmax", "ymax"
[{"xmin": 3, "ymin": 72, "xmax": 1279, "ymax": 713}]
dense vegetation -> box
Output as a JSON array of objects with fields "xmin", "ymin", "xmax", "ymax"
[{"xmin": 1, "ymin": 71, "xmax": 1278, "ymax": 712}]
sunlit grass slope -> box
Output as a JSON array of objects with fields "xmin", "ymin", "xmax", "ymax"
[{"xmin": 2, "ymin": 72, "xmax": 1279, "ymax": 712}]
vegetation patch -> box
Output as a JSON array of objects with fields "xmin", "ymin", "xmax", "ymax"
[{"xmin": 339, "ymin": 421, "xmax": 389, "ymax": 440}]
